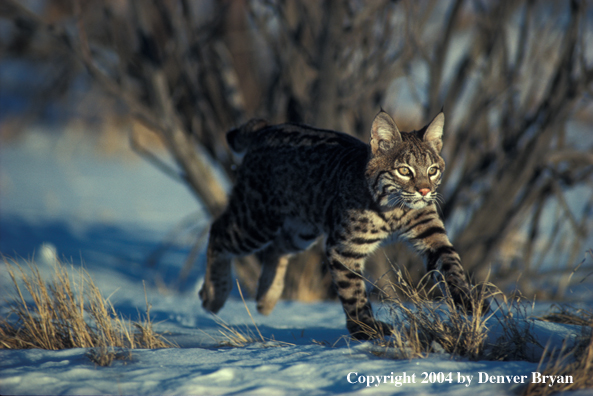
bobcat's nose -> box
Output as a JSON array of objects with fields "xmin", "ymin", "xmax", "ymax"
[{"xmin": 418, "ymin": 188, "xmax": 431, "ymax": 196}]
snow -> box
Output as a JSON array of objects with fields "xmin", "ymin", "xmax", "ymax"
[
  {"xmin": 0, "ymin": 130, "xmax": 590, "ymax": 395},
  {"xmin": 0, "ymin": 341, "xmax": 543, "ymax": 395}
]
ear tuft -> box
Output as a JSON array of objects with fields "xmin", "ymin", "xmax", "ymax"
[
  {"xmin": 370, "ymin": 111, "xmax": 401, "ymax": 155},
  {"xmin": 424, "ymin": 112, "xmax": 445, "ymax": 153}
]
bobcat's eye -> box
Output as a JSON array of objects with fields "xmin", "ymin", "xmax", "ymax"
[
  {"xmin": 428, "ymin": 167, "xmax": 439, "ymax": 176},
  {"xmin": 397, "ymin": 167, "xmax": 412, "ymax": 177}
]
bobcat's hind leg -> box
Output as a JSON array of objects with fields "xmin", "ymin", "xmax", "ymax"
[
  {"xmin": 200, "ymin": 243, "xmax": 232, "ymax": 313},
  {"xmin": 200, "ymin": 208, "xmax": 279, "ymax": 313},
  {"xmin": 255, "ymin": 245, "xmax": 290, "ymax": 315}
]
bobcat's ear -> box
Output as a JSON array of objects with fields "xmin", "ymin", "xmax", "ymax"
[
  {"xmin": 370, "ymin": 111, "xmax": 402, "ymax": 156},
  {"xmin": 423, "ymin": 112, "xmax": 444, "ymax": 153}
]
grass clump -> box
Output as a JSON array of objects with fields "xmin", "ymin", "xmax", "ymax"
[
  {"xmin": 212, "ymin": 316, "xmax": 262, "ymax": 347},
  {"xmin": 362, "ymin": 268, "xmax": 547, "ymax": 362},
  {"xmin": 523, "ymin": 306, "xmax": 593, "ymax": 396},
  {"xmin": 366, "ymin": 269, "xmax": 498, "ymax": 360},
  {"xmin": 361, "ymin": 267, "xmax": 593, "ymax": 394},
  {"xmin": 0, "ymin": 258, "xmax": 175, "ymax": 366},
  {"xmin": 523, "ymin": 332, "xmax": 593, "ymax": 396}
]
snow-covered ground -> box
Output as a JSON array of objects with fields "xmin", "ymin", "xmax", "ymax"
[{"xmin": 0, "ymin": 130, "xmax": 590, "ymax": 395}]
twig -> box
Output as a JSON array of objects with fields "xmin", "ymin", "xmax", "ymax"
[
  {"xmin": 129, "ymin": 130, "xmax": 185, "ymax": 184},
  {"xmin": 236, "ymin": 280, "xmax": 265, "ymax": 343}
]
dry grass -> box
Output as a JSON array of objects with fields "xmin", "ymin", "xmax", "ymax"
[
  {"xmin": 538, "ymin": 304, "xmax": 593, "ymax": 327},
  {"xmin": 206, "ymin": 281, "xmax": 265, "ymax": 347},
  {"xmin": 205, "ymin": 281, "xmax": 294, "ymax": 348},
  {"xmin": 363, "ymin": 267, "xmax": 593, "ymax": 393},
  {"xmin": 523, "ymin": 306, "xmax": 593, "ymax": 396},
  {"xmin": 522, "ymin": 330, "xmax": 593, "ymax": 396},
  {"xmin": 365, "ymin": 269, "xmax": 498, "ymax": 360},
  {"xmin": 361, "ymin": 268, "xmax": 551, "ymax": 363},
  {"xmin": 0, "ymin": 258, "xmax": 175, "ymax": 366},
  {"xmin": 210, "ymin": 317, "xmax": 261, "ymax": 347}
]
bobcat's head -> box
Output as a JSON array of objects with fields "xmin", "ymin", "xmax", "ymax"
[{"xmin": 366, "ymin": 111, "xmax": 445, "ymax": 210}]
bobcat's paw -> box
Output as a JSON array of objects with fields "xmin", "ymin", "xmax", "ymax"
[
  {"xmin": 199, "ymin": 281, "xmax": 228, "ymax": 314},
  {"xmin": 256, "ymin": 297, "xmax": 277, "ymax": 316}
]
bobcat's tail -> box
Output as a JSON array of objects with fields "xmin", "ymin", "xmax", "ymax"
[{"xmin": 226, "ymin": 119, "xmax": 269, "ymax": 153}]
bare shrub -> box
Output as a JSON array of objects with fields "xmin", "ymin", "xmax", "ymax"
[{"xmin": 1, "ymin": 1, "xmax": 592, "ymax": 300}]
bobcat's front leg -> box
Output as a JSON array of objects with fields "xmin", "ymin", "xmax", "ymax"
[
  {"xmin": 405, "ymin": 216, "xmax": 486, "ymax": 314},
  {"xmin": 325, "ymin": 243, "xmax": 391, "ymax": 340},
  {"xmin": 428, "ymin": 246, "xmax": 474, "ymax": 310},
  {"xmin": 431, "ymin": 249, "xmax": 490, "ymax": 315}
]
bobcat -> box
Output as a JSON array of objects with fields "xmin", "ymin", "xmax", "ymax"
[{"xmin": 200, "ymin": 111, "xmax": 476, "ymax": 339}]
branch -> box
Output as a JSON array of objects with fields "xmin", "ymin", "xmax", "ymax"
[
  {"xmin": 427, "ymin": 0, "xmax": 464, "ymax": 116},
  {"xmin": 129, "ymin": 128, "xmax": 186, "ymax": 184}
]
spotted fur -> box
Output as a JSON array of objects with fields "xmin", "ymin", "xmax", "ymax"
[{"xmin": 200, "ymin": 111, "xmax": 475, "ymax": 339}]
